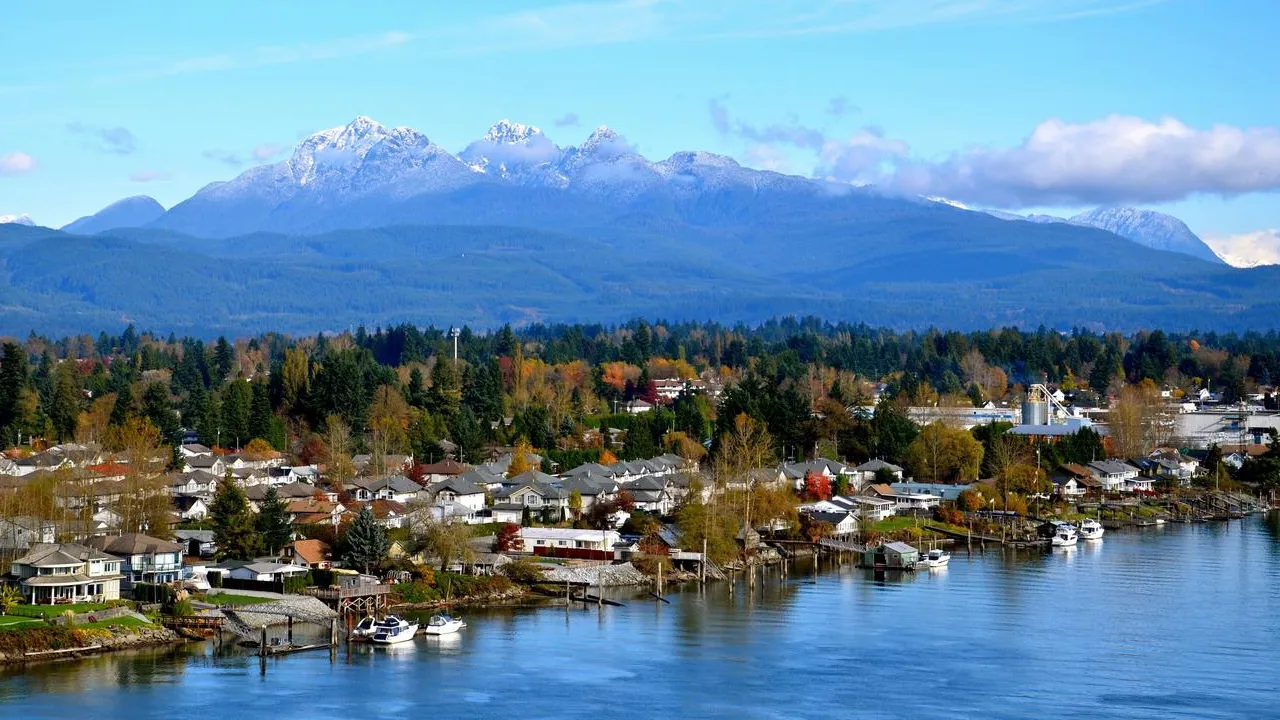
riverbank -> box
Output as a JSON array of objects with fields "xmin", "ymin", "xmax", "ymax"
[{"xmin": 0, "ymin": 622, "xmax": 183, "ymax": 666}]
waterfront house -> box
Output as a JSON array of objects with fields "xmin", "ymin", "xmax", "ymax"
[
  {"xmin": 868, "ymin": 483, "xmax": 941, "ymax": 511},
  {"xmin": 889, "ymin": 481, "xmax": 972, "ymax": 502},
  {"xmin": 85, "ymin": 533, "xmax": 184, "ymax": 589},
  {"xmin": 1087, "ymin": 460, "xmax": 1140, "ymax": 492},
  {"xmin": 861, "ymin": 541, "xmax": 919, "ymax": 570},
  {"xmin": 805, "ymin": 510, "xmax": 859, "ymax": 538},
  {"xmin": 9, "ymin": 542, "xmax": 123, "ymax": 604},
  {"xmin": 850, "ymin": 495, "xmax": 896, "ymax": 521},
  {"xmin": 499, "ymin": 473, "xmax": 571, "ymax": 522},
  {"xmin": 283, "ymin": 539, "xmax": 333, "ymax": 570},
  {"xmin": 518, "ymin": 528, "xmax": 621, "ymax": 560},
  {"xmin": 226, "ymin": 561, "xmax": 309, "ymax": 583},
  {"xmin": 1050, "ymin": 475, "xmax": 1086, "ymax": 499}
]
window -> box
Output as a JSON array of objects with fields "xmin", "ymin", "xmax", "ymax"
[{"xmin": 557, "ymin": 540, "xmax": 567, "ymax": 546}]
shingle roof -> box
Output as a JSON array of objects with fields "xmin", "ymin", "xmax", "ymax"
[
  {"xmin": 13, "ymin": 542, "xmax": 114, "ymax": 567},
  {"xmin": 85, "ymin": 533, "xmax": 183, "ymax": 555},
  {"xmin": 428, "ymin": 477, "xmax": 485, "ymax": 496}
]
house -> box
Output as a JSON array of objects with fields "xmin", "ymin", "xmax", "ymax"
[
  {"xmin": 244, "ymin": 481, "xmax": 326, "ymax": 511},
  {"xmin": 347, "ymin": 475, "xmax": 424, "ymax": 504},
  {"xmin": 416, "ymin": 458, "xmax": 470, "ymax": 483},
  {"xmin": 1127, "ymin": 475, "xmax": 1157, "ymax": 492},
  {"xmin": 850, "ymin": 495, "xmax": 896, "ymax": 522},
  {"xmin": 499, "ymin": 473, "xmax": 571, "ymax": 521},
  {"xmin": 518, "ymin": 528, "xmax": 621, "ymax": 560},
  {"xmin": 456, "ymin": 467, "xmax": 507, "ymax": 494},
  {"xmin": 179, "ymin": 443, "xmax": 214, "ymax": 459},
  {"xmin": 173, "ymin": 495, "xmax": 211, "ymax": 521},
  {"xmin": 426, "ymin": 476, "xmax": 487, "ymax": 512},
  {"xmin": 173, "ymin": 529, "xmax": 216, "ymax": 558},
  {"xmin": 285, "ymin": 498, "xmax": 346, "ymax": 526},
  {"xmin": 0, "ymin": 515, "xmax": 56, "ymax": 554},
  {"xmin": 1050, "ymin": 475, "xmax": 1086, "ymax": 498},
  {"xmin": 84, "ymin": 533, "xmax": 184, "ymax": 589},
  {"xmin": 444, "ymin": 552, "xmax": 512, "ymax": 576},
  {"xmin": 889, "ymin": 482, "xmax": 972, "ymax": 502},
  {"xmin": 861, "ymin": 541, "xmax": 919, "ymax": 569},
  {"xmin": 361, "ymin": 500, "xmax": 410, "ymax": 529},
  {"xmin": 53, "ymin": 479, "xmax": 127, "ymax": 512},
  {"xmin": 1087, "ymin": 460, "xmax": 1140, "ymax": 492},
  {"xmin": 868, "ymin": 483, "xmax": 940, "ymax": 511},
  {"xmin": 623, "ymin": 476, "xmax": 673, "ymax": 515},
  {"xmin": 166, "ymin": 470, "xmax": 220, "ymax": 496},
  {"xmin": 283, "ymin": 539, "xmax": 333, "ymax": 570},
  {"xmin": 781, "ymin": 458, "xmax": 852, "ymax": 492},
  {"xmin": 352, "ymin": 454, "xmax": 413, "ymax": 476},
  {"xmin": 624, "ymin": 399, "xmax": 653, "ymax": 414},
  {"xmin": 182, "ymin": 454, "xmax": 226, "ymax": 476},
  {"xmin": 9, "ymin": 543, "xmax": 123, "ymax": 604},
  {"xmin": 1149, "ymin": 449, "xmax": 1201, "ymax": 486},
  {"xmin": 805, "ymin": 510, "xmax": 859, "ymax": 538},
  {"xmin": 852, "ymin": 459, "xmax": 905, "ymax": 487},
  {"xmin": 554, "ymin": 475, "xmax": 618, "ymax": 511},
  {"xmin": 226, "ymin": 561, "xmax": 309, "ymax": 582}
]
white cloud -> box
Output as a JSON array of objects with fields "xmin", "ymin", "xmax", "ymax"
[
  {"xmin": 744, "ymin": 144, "xmax": 792, "ymax": 173},
  {"xmin": 0, "ymin": 152, "xmax": 36, "ymax": 175},
  {"xmin": 67, "ymin": 123, "xmax": 137, "ymax": 154},
  {"xmin": 884, "ymin": 115, "xmax": 1280, "ymax": 207},
  {"xmin": 253, "ymin": 143, "xmax": 287, "ymax": 161},
  {"xmin": 1204, "ymin": 229, "xmax": 1280, "ymax": 268},
  {"xmin": 815, "ymin": 128, "xmax": 910, "ymax": 183}
]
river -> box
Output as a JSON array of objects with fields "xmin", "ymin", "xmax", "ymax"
[{"xmin": 3, "ymin": 514, "xmax": 1278, "ymax": 719}]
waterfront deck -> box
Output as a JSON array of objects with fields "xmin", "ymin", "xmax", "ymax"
[{"xmin": 304, "ymin": 584, "xmax": 391, "ymax": 616}]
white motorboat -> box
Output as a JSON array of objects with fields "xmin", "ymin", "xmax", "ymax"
[
  {"xmin": 352, "ymin": 615, "xmax": 413, "ymax": 642},
  {"xmin": 1051, "ymin": 523, "xmax": 1078, "ymax": 547},
  {"xmin": 917, "ymin": 549, "xmax": 951, "ymax": 569},
  {"xmin": 423, "ymin": 614, "xmax": 467, "ymax": 636},
  {"xmin": 1077, "ymin": 518, "xmax": 1105, "ymax": 540},
  {"xmin": 370, "ymin": 616, "xmax": 419, "ymax": 645}
]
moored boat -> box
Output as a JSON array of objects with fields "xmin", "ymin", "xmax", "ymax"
[
  {"xmin": 917, "ymin": 549, "xmax": 951, "ymax": 569},
  {"xmin": 370, "ymin": 616, "xmax": 419, "ymax": 645},
  {"xmin": 1077, "ymin": 518, "xmax": 1105, "ymax": 540},
  {"xmin": 351, "ymin": 615, "xmax": 413, "ymax": 642},
  {"xmin": 1051, "ymin": 523, "xmax": 1078, "ymax": 547},
  {"xmin": 423, "ymin": 614, "xmax": 467, "ymax": 636}
]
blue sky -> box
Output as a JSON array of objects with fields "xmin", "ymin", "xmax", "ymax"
[{"xmin": 2, "ymin": 0, "xmax": 1278, "ymax": 254}]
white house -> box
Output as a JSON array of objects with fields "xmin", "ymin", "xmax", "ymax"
[
  {"xmin": 427, "ymin": 477, "xmax": 486, "ymax": 512},
  {"xmin": 226, "ymin": 561, "xmax": 309, "ymax": 582},
  {"xmin": 347, "ymin": 475, "xmax": 424, "ymax": 504},
  {"xmin": 851, "ymin": 496, "xmax": 896, "ymax": 522},
  {"xmin": 518, "ymin": 528, "xmax": 620, "ymax": 559},
  {"xmin": 1088, "ymin": 460, "xmax": 1140, "ymax": 492},
  {"xmin": 852, "ymin": 459, "xmax": 904, "ymax": 487},
  {"xmin": 85, "ymin": 533, "xmax": 184, "ymax": 589},
  {"xmin": 10, "ymin": 543, "xmax": 123, "ymax": 604},
  {"xmin": 805, "ymin": 510, "xmax": 859, "ymax": 538}
]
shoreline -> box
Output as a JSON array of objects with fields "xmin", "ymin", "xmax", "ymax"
[{"xmin": 0, "ymin": 624, "xmax": 186, "ymax": 667}]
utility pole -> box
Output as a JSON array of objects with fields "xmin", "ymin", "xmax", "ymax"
[{"xmin": 450, "ymin": 327, "xmax": 461, "ymax": 367}]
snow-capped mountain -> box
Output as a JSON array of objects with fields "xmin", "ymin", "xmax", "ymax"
[
  {"xmin": 459, "ymin": 120, "xmax": 567, "ymax": 187},
  {"xmin": 62, "ymin": 196, "xmax": 165, "ymax": 235},
  {"xmin": 1068, "ymin": 208, "xmax": 1223, "ymax": 264},
  {"xmin": 0, "ymin": 214, "xmax": 35, "ymax": 226}
]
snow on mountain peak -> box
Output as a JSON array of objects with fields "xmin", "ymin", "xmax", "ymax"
[
  {"xmin": 0, "ymin": 213, "xmax": 35, "ymax": 226},
  {"xmin": 1069, "ymin": 207, "xmax": 1222, "ymax": 264},
  {"xmin": 484, "ymin": 120, "xmax": 542, "ymax": 144}
]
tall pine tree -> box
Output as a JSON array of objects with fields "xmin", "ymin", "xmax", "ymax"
[
  {"xmin": 210, "ymin": 478, "xmax": 261, "ymax": 560},
  {"xmin": 255, "ymin": 487, "xmax": 293, "ymax": 555},
  {"xmin": 343, "ymin": 506, "xmax": 389, "ymax": 573}
]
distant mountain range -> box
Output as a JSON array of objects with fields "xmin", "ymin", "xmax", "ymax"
[
  {"xmin": 0, "ymin": 214, "xmax": 35, "ymax": 227},
  {"xmin": 6, "ymin": 116, "xmax": 1277, "ymax": 336}
]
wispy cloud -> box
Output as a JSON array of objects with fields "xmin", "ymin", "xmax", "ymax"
[
  {"xmin": 253, "ymin": 143, "xmax": 288, "ymax": 161},
  {"xmin": 67, "ymin": 122, "xmax": 137, "ymax": 154},
  {"xmin": 129, "ymin": 170, "xmax": 173, "ymax": 183},
  {"xmin": 826, "ymin": 96, "xmax": 854, "ymax": 117},
  {"xmin": 0, "ymin": 152, "xmax": 36, "ymax": 175},
  {"xmin": 202, "ymin": 150, "xmax": 245, "ymax": 168},
  {"xmin": 554, "ymin": 112, "xmax": 581, "ymax": 128}
]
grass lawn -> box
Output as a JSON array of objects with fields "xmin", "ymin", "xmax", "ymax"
[
  {"xmin": 11, "ymin": 603, "xmax": 110, "ymax": 619},
  {"xmin": 204, "ymin": 593, "xmax": 273, "ymax": 606},
  {"xmin": 80, "ymin": 616, "xmax": 149, "ymax": 630},
  {"xmin": 0, "ymin": 615, "xmax": 47, "ymax": 630}
]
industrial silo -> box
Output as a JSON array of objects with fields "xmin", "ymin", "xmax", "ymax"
[{"xmin": 1021, "ymin": 385, "xmax": 1050, "ymax": 426}]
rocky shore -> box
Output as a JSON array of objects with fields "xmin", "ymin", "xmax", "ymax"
[{"xmin": 0, "ymin": 624, "xmax": 184, "ymax": 666}]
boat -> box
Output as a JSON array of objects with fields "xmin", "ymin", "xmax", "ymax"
[
  {"xmin": 1077, "ymin": 518, "xmax": 1105, "ymax": 540},
  {"xmin": 423, "ymin": 614, "xmax": 467, "ymax": 636},
  {"xmin": 1051, "ymin": 523, "xmax": 1078, "ymax": 547},
  {"xmin": 917, "ymin": 548, "xmax": 951, "ymax": 569},
  {"xmin": 370, "ymin": 616, "xmax": 419, "ymax": 645},
  {"xmin": 351, "ymin": 615, "xmax": 413, "ymax": 642}
]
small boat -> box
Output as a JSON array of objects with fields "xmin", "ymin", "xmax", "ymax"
[
  {"xmin": 423, "ymin": 614, "xmax": 467, "ymax": 636},
  {"xmin": 351, "ymin": 615, "xmax": 412, "ymax": 642},
  {"xmin": 1077, "ymin": 518, "xmax": 1105, "ymax": 540},
  {"xmin": 1051, "ymin": 523, "xmax": 1078, "ymax": 547},
  {"xmin": 917, "ymin": 549, "xmax": 950, "ymax": 569},
  {"xmin": 370, "ymin": 616, "xmax": 419, "ymax": 645}
]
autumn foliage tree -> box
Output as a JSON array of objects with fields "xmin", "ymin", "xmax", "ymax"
[
  {"xmin": 803, "ymin": 472, "xmax": 832, "ymax": 501},
  {"xmin": 492, "ymin": 522, "xmax": 522, "ymax": 552}
]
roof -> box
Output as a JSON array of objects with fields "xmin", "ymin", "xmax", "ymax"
[
  {"xmin": 242, "ymin": 562, "xmax": 308, "ymax": 575},
  {"xmin": 85, "ymin": 533, "xmax": 183, "ymax": 555},
  {"xmin": 518, "ymin": 528, "xmax": 617, "ymax": 542},
  {"xmin": 457, "ymin": 468, "xmax": 505, "ymax": 487},
  {"xmin": 181, "ymin": 443, "xmax": 213, "ymax": 454},
  {"xmin": 428, "ymin": 476, "xmax": 485, "ymax": 496},
  {"xmin": 417, "ymin": 459, "xmax": 469, "ymax": 475},
  {"xmin": 13, "ymin": 542, "xmax": 115, "ymax": 567},
  {"xmin": 23, "ymin": 573, "xmax": 98, "ymax": 586},
  {"xmin": 883, "ymin": 541, "xmax": 918, "ymax": 554},
  {"xmin": 854, "ymin": 459, "xmax": 904, "ymax": 473},
  {"xmin": 174, "ymin": 529, "xmax": 214, "ymax": 542},
  {"xmin": 186, "ymin": 455, "xmax": 222, "ymax": 468},
  {"xmin": 287, "ymin": 539, "xmax": 332, "ymax": 565},
  {"xmin": 1089, "ymin": 460, "xmax": 1137, "ymax": 475},
  {"xmin": 807, "ymin": 510, "xmax": 855, "ymax": 525}
]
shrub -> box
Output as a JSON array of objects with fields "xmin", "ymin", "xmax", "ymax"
[{"xmin": 499, "ymin": 558, "xmax": 545, "ymax": 584}]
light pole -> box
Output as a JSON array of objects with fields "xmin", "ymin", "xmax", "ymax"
[{"xmin": 450, "ymin": 327, "xmax": 461, "ymax": 367}]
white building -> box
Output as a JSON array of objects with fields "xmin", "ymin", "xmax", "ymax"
[
  {"xmin": 10, "ymin": 543, "xmax": 123, "ymax": 605},
  {"xmin": 518, "ymin": 528, "xmax": 621, "ymax": 559}
]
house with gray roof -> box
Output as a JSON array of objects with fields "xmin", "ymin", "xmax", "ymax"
[
  {"xmin": 85, "ymin": 533, "xmax": 184, "ymax": 589},
  {"xmin": 427, "ymin": 476, "xmax": 486, "ymax": 512},
  {"xmin": 9, "ymin": 543, "xmax": 123, "ymax": 604}
]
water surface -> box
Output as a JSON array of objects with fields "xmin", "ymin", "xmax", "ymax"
[{"xmin": 3, "ymin": 514, "xmax": 1278, "ymax": 719}]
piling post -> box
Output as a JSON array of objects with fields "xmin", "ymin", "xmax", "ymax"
[
  {"xmin": 329, "ymin": 617, "xmax": 338, "ymax": 663},
  {"xmin": 701, "ymin": 539, "xmax": 707, "ymax": 584},
  {"xmin": 287, "ymin": 615, "xmax": 293, "ymax": 645},
  {"xmin": 657, "ymin": 562, "xmax": 663, "ymax": 597}
]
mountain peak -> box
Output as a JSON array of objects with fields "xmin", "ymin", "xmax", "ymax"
[
  {"xmin": 1069, "ymin": 207, "xmax": 1222, "ymax": 264},
  {"xmin": 586, "ymin": 125, "xmax": 619, "ymax": 144},
  {"xmin": 62, "ymin": 196, "xmax": 165, "ymax": 234},
  {"xmin": 484, "ymin": 120, "xmax": 542, "ymax": 144},
  {"xmin": 0, "ymin": 213, "xmax": 34, "ymax": 226}
]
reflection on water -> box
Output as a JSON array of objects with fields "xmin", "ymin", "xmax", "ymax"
[{"xmin": 2, "ymin": 516, "xmax": 1278, "ymax": 719}]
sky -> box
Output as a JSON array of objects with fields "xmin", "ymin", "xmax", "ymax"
[{"xmin": 2, "ymin": 0, "xmax": 1278, "ymax": 260}]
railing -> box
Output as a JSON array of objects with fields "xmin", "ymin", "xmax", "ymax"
[{"xmin": 304, "ymin": 584, "xmax": 391, "ymax": 600}]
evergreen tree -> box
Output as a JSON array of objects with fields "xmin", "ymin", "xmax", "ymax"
[
  {"xmin": 248, "ymin": 380, "xmax": 273, "ymax": 441},
  {"xmin": 198, "ymin": 393, "xmax": 222, "ymax": 448},
  {"xmin": 110, "ymin": 383, "xmax": 134, "ymax": 427},
  {"xmin": 213, "ymin": 337, "xmax": 235, "ymax": 385},
  {"xmin": 141, "ymin": 381, "xmax": 179, "ymax": 443},
  {"xmin": 49, "ymin": 361, "xmax": 83, "ymax": 441},
  {"xmin": 448, "ymin": 406, "xmax": 485, "ymax": 463},
  {"xmin": 0, "ymin": 342, "xmax": 30, "ymax": 439},
  {"xmin": 343, "ymin": 506, "xmax": 389, "ymax": 573},
  {"xmin": 221, "ymin": 380, "xmax": 252, "ymax": 448},
  {"xmin": 428, "ymin": 358, "xmax": 462, "ymax": 419},
  {"xmin": 255, "ymin": 487, "xmax": 293, "ymax": 554},
  {"xmin": 210, "ymin": 479, "xmax": 260, "ymax": 560},
  {"xmin": 405, "ymin": 367, "xmax": 428, "ymax": 409}
]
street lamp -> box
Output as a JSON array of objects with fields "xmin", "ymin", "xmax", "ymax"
[{"xmin": 449, "ymin": 327, "xmax": 461, "ymax": 366}]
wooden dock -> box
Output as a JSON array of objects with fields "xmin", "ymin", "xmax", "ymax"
[{"xmin": 304, "ymin": 584, "xmax": 391, "ymax": 616}]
